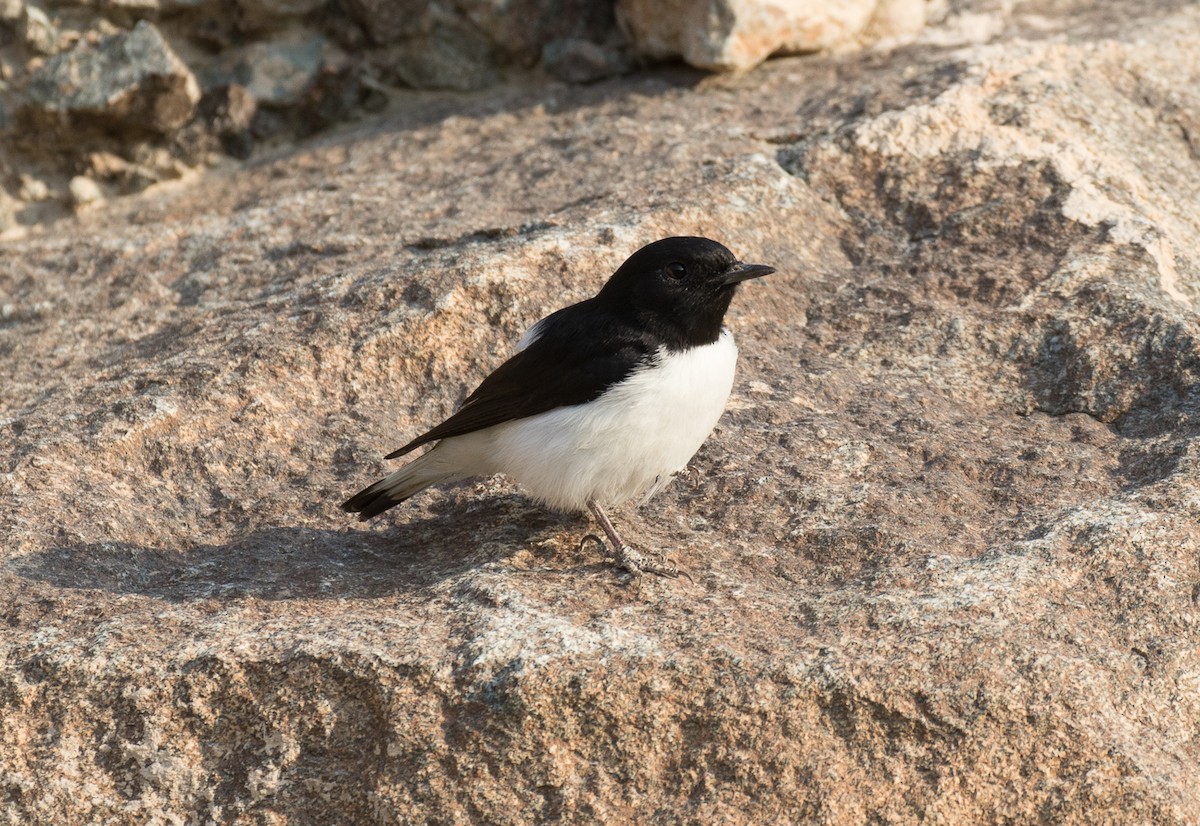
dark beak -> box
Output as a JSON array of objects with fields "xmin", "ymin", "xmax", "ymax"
[{"xmin": 722, "ymin": 261, "xmax": 776, "ymax": 285}]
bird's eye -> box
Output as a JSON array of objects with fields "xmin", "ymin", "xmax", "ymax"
[{"xmin": 665, "ymin": 262, "xmax": 686, "ymax": 280}]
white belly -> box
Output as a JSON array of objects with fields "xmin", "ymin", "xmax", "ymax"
[{"xmin": 485, "ymin": 330, "xmax": 739, "ymax": 511}]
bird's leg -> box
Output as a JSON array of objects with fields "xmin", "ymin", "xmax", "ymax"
[{"xmin": 586, "ymin": 499, "xmax": 682, "ymax": 579}]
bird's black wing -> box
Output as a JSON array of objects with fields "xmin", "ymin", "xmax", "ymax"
[{"xmin": 384, "ymin": 303, "xmax": 653, "ymax": 459}]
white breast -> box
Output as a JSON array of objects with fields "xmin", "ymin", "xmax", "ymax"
[{"xmin": 484, "ymin": 330, "xmax": 739, "ymax": 511}]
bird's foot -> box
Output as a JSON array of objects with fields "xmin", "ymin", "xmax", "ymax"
[
  {"xmin": 577, "ymin": 533, "xmax": 686, "ymax": 580},
  {"xmin": 614, "ymin": 542, "xmax": 685, "ymax": 579}
]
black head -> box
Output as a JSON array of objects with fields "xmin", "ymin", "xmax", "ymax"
[{"xmin": 596, "ymin": 236, "xmax": 775, "ymax": 350}]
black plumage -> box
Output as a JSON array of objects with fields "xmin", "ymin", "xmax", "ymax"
[{"xmin": 378, "ymin": 236, "xmax": 759, "ymax": 460}]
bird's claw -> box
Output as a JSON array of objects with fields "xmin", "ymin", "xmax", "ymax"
[
  {"xmin": 612, "ymin": 542, "xmax": 688, "ymax": 581},
  {"xmin": 577, "ymin": 534, "xmax": 607, "ymax": 555},
  {"xmin": 577, "ymin": 531, "xmax": 692, "ymax": 582}
]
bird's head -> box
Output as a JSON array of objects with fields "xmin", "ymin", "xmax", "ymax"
[{"xmin": 598, "ymin": 236, "xmax": 775, "ymax": 349}]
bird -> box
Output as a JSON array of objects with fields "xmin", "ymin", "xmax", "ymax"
[{"xmin": 342, "ymin": 236, "xmax": 774, "ymax": 577}]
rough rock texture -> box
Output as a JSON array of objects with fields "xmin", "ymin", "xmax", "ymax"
[
  {"xmin": 207, "ymin": 34, "xmax": 328, "ymax": 108},
  {"xmin": 18, "ymin": 20, "xmax": 200, "ymax": 135},
  {"xmin": 329, "ymin": 0, "xmax": 622, "ymax": 89},
  {"xmin": 3, "ymin": 19, "xmax": 202, "ymax": 215},
  {"xmin": 0, "ymin": 0, "xmax": 938, "ymax": 228},
  {"xmin": 617, "ymin": 0, "xmax": 933, "ymax": 70},
  {"xmin": 3, "ymin": 0, "xmax": 1200, "ymax": 823},
  {"xmin": 541, "ymin": 37, "xmax": 633, "ymax": 85},
  {"xmin": 0, "ymin": 1, "xmax": 628, "ymax": 228}
]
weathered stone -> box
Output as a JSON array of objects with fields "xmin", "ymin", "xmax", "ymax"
[
  {"xmin": 541, "ymin": 37, "xmax": 632, "ymax": 84},
  {"xmin": 0, "ymin": 187, "xmax": 17, "ymax": 232},
  {"xmin": 85, "ymin": 150, "xmax": 130, "ymax": 178},
  {"xmin": 292, "ymin": 63, "xmax": 364, "ymax": 135},
  {"xmin": 377, "ymin": 16, "xmax": 499, "ymax": 91},
  {"xmin": 84, "ymin": 145, "xmax": 187, "ymax": 192},
  {"xmin": 456, "ymin": 0, "xmax": 619, "ymax": 66},
  {"xmin": 224, "ymin": 32, "xmax": 330, "ymax": 107},
  {"xmin": 16, "ymin": 173, "xmax": 49, "ymax": 200},
  {"xmin": 337, "ymin": 0, "xmax": 431, "ymax": 45},
  {"xmin": 95, "ymin": 0, "xmax": 162, "ymax": 19},
  {"xmin": 617, "ymin": 0, "xmax": 930, "ymax": 70},
  {"xmin": 196, "ymin": 82, "xmax": 257, "ymax": 157},
  {"xmin": 339, "ymin": 0, "xmax": 499, "ymax": 89},
  {"xmin": 865, "ymin": 0, "xmax": 933, "ymax": 42},
  {"xmin": 339, "ymin": 0, "xmax": 620, "ymax": 88},
  {"xmin": 236, "ymin": 0, "xmax": 326, "ymax": 23},
  {"xmin": 20, "ymin": 20, "xmax": 200, "ymax": 134},
  {"xmin": 2, "ymin": 1, "xmax": 1200, "ymax": 823},
  {"xmin": 67, "ymin": 173, "xmax": 103, "ymax": 206},
  {"xmin": 19, "ymin": 2, "xmax": 57, "ymax": 55}
]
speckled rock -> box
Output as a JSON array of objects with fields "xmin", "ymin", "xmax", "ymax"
[
  {"xmin": 1, "ymin": 1, "xmax": 1199, "ymax": 823},
  {"xmin": 18, "ymin": 1, "xmax": 57, "ymax": 55},
  {"xmin": 18, "ymin": 19, "xmax": 199, "ymax": 134},
  {"xmin": 542, "ymin": 37, "xmax": 632, "ymax": 84},
  {"xmin": 66, "ymin": 173, "xmax": 103, "ymax": 206},
  {"xmin": 617, "ymin": 0, "xmax": 932, "ymax": 71},
  {"xmin": 372, "ymin": 14, "xmax": 501, "ymax": 92},
  {"xmin": 237, "ymin": 0, "xmax": 328, "ymax": 27},
  {"xmin": 460, "ymin": 0, "xmax": 619, "ymax": 67},
  {"xmin": 222, "ymin": 32, "xmax": 331, "ymax": 107}
]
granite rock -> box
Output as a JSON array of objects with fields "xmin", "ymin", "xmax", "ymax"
[
  {"xmin": 617, "ymin": 0, "xmax": 932, "ymax": 70},
  {"xmin": 456, "ymin": 0, "xmax": 619, "ymax": 67},
  {"xmin": 18, "ymin": 1, "xmax": 57, "ymax": 55},
  {"xmin": 375, "ymin": 14, "xmax": 500, "ymax": 91},
  {"xmin": 336, "ymin": 0, "xmax": 431, "ymax": 44},
  {"xmin": 236, "ymin": 0, "xmax": 328, "ymax": 29},
  {"xmin": 542, "ymin": 37, "xmax": 632, "ymax": 84},
  {"xmin": 1, "ymin": 1, "xmax": 1199, "ymax": 823},
  {"xmin": 18, "ymin": 19, "xmax": 200, "ymax": 135},
  {"xmin": 340, "ymin": 0, "xmax": 617, "ymax": 64},
  {"xmin": 222, "ymin": 32, "xmax": 331, "ymax": 108},
  {"xmin": 66, "ymin": 173, "xmax": 103, "ymax": 206}
]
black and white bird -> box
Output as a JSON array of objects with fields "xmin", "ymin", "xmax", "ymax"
[{"xmin": 342, "ymin": 236, "xmax": 774, "ymax": 577}]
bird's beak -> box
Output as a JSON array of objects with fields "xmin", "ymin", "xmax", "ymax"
[{"xmin": 722, "ymin": 261, "xmax": 776, "ymax": 285}]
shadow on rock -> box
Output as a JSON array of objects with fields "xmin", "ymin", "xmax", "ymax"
[{"xmin": 10, "ymin": 496, "xmax": 576, "ymax": 602}]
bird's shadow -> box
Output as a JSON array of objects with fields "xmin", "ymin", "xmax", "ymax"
[{"xmin": 10, "ymin": 495, "xmax": 585, "ymax": 603}]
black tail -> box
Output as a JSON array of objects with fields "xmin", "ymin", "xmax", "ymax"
[
  {"xmin": 341, "ymin": 448, "xmax": 453, "ymax": 520},
  {"xmin": 341, "ymin": 479, "xmax": 408, "ymax": 520}
]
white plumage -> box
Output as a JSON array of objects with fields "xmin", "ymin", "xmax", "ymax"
[{"xmin": 373, "ymin": 330, "xmax": 738, "ymax": 512}]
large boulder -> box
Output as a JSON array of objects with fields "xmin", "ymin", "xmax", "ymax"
[
  {"xmin": 617, "ymin": 0, "xmax": 932, "ymax": 71},
  {"xmin": 19, "ymin": 20, "xmax": 200, "ymax": 136}
]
